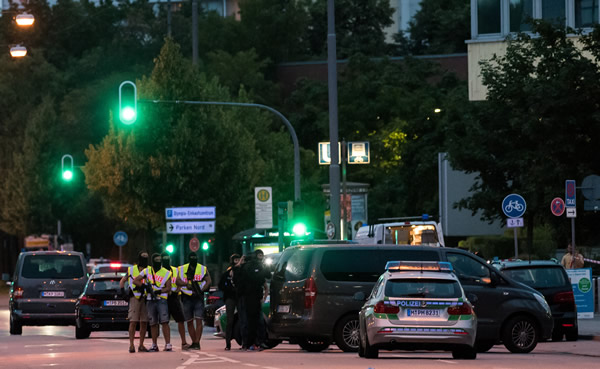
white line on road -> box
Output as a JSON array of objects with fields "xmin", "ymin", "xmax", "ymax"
[
  {"xmin": 438, "ymin": 360, "xmax": 457, "ymax": 364},
  {"xmin": 243, "ymin": 364, "xmax": 259, "ymax": 367}
]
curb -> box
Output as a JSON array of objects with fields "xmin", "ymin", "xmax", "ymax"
[{"xmin": 578, "ymin": 334, "xmax": 600, "ymax": 341}]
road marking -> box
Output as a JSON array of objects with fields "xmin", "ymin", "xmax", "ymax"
[
  {"xmin": 243, "ymin": 364, "xmax": 259, "ymax": 367},
  {"xmin": 438, "ymin": 360, "xmax": 457, "ymax": 364}
]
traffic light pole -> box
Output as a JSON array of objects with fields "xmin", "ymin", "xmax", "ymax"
[{"xmin": 141, "ymin": 99, "xmax": 301, "ymax": 202}]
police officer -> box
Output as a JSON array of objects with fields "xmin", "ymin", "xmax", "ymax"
[
  {"xmin": 177, "ymin": 252, "xmax": 211, "ymax": 350},
  {"xmin": 134, "ymin": 253, "xmax": 173, "ymax": 352},
  {"xmin": 241, "ymin": 249, "xmax": 270, "ymax": 351},
  {"xmin": 218, "ymin": 253, "xmax": 241, "ymax": 350},
  {"xmin": 161, "ymin": 252, "xmax": 190, "ymax": 349},
  {"xmin": 119, "ymin": 251, "xmax": 149, "ymax": 353}
]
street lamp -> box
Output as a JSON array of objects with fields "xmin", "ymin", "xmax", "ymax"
[
  {"xmin": 9, "ymin": 45, "xmax": 27, "ymax": 58},
  {"xmin": 15, "ymin": 13, "xmax": 34, "ymax": 27}
]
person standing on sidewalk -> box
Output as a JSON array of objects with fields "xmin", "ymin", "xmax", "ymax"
[
  {"xmin": 178, "ymin": 251, "xmax": 212, "ymax": 350},
  {"xmin": 561, "ymin": 243, "xmax": 584, "ymax": 269},
  {"xmin": 218, "ymin": 253, "xmax": 241, "ymax": 350},
  {"xmin": 241, "ymin": 249, "xmax": 270, "ymax": 351},
  {"xmin": 134, "ymin": 253, "xmax": 173, "ymax": 352},
  {"xmin": 161, "ymin": 252, "xmax": 190, "ymax": 350},
  {"xmin": 119, "ymin": 251, "xmax": 149, "ymax": 353}
]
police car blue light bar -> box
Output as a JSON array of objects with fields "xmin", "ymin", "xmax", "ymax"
[{"xmin": 385, "ymin": 261, "xmax": 453, "ymax": 272}]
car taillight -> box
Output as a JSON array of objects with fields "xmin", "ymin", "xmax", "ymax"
[
  {"xmin": 79, "ymin": 296, "xmax": 99, "ymax": 306},
  {"xmin": 554, "ymin": 291, "xmax": 574, "ymax": 304},
  {"xmin": 447, "ymin": 303, "xmax": 473, "ymax": 315},
  {"xmin": 207, "ymin": 296, "xmax": 221, "ymax": 304},
  {"xmin": 304, "ymin": 277, "xmax": 317, "ymax": 309},
  {"xmin": 12, "ymin": 287, "xmax": 24, "ymax": 299},
  {"xmin": 374, "ymin": 301, "xmax": 400, "ymax": 314},
  {"xmin": 110, "ymin": 263, "xmax": 122, "ymax": 268}
]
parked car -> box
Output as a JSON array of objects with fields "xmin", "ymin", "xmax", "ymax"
[
  {"xmin": 268, "ymin": 244, "xmax": 553, "ymax": 354},
  {"xmin": 358, "ymin": 261, "xmax": 477, "ymax": 359},
  {"xmin": 9, "ymin": 251, "xmax": 88, "ymax": 334},
  {"xmin": 493, "ymin": 260, "xmax": 578, "ymax": 341},
  {"xmin": 75, "ymin": 272, "xmax": 129, "ymax": 338},
  {"xmin": 204, "ymin": 288, "xmax": 224, "ymax": 327},
  {"xmin": 93, "ymin": 262, "xmax": 132, "ymax": 274}
]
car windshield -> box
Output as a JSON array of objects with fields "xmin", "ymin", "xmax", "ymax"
[
  {"xmin": 88, "ymin": 278, "xmax": 121, "ymax": 292},
  {"xmin": 273, "ymin": 248, "xmax": 315, "ymax": 281},
  {"xmin": 502, "ymin": 267, "xmax": 568, "ymax": 288},
  {"xmin": 22, "ymin": 255, "xmax": 84, "ymax": 279},
  {"xmin": 385, "ymin": 279, "xmax": 462, "ymax": 298}
]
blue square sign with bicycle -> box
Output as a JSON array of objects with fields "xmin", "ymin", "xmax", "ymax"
[{"xmin": 502, "ymin": 194, "xmax": 526, "ymax": 218}]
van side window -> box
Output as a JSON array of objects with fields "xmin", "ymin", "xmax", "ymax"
[
  {"xmin": 446, "ymin": 253, "xmax": 491, "ymax": 285},
  {"xmin": 320, "ymin": 249, "xmax": 439, "ymax": 282},
  {"xmin": 273, "ymin": 248, "xmax": 314, "ymax": 281}
]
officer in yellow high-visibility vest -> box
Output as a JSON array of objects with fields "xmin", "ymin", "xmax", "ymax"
[
  {"xmin": 133, "ymin": 253, "xmax": 173, "ymax": 352},
  {"xmin": 119, "ymin": 251, "xmax": 149, "ymax": 353},
  {"xmin": 160, "ymin": 252, "xmax": 190, "ymax": 350},
  {"xmin": 176, "ymin": 251, "xmax": 212, "ymax": 350}
]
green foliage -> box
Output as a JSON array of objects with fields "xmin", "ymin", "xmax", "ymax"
[{"xmin": 393, "ymin": 0, "xmax": 470, "ymax": 55}]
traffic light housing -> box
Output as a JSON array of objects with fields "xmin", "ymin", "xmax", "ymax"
[
  {"xmin": 61, "ymin": 154, "xmax": 74, "ymax": 182},
  {"xmin": 119, "ymin": 81, "xmax": 137, "ymax": 125},
  {"xmin": 165, "ymin": 243, "xmax": 175, "ymax": 254},
  {"xmin": 201, "ymin": 238, "xmax": 213, "ymax": 251}
]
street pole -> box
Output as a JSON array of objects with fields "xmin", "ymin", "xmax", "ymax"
[
  {"xmin": 513, "ymin": 228, "xmax": 518, "ymax": 259},
  {"xmin": 327, "ymin": 0, "xmax": 341, "ymax": 240},
  {"xmin": 341, "ymin": 139, "xmax": 347, "ymax": 240},
  {"xmin": 192, "ymin": 0, "xmax": 198, "ymax": 66},
  {"xmin": 145, "ymin": 99, "xmax": 301, "ymax": 201},
  {"xmin": 167, "ymin": 0, "xmax": 172, "ymax": 37}
]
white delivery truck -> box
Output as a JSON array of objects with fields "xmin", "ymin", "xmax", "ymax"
[{"xmin": 354, "ymin": 215, "xmax": 445, "ymax": 247}]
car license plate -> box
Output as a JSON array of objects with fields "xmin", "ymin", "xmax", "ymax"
[
  {"xmin": 41, "ymin": 291, "xmax": 65, "ymax": 297},
  {"xmin": 407, "ymin": 309, "xmax": 440, "ymax": 317},
  {"xmin": 104, "ymin": 300, "xmax": 128, "ymax": 307},
  {"xmin": 277, "ymin": 305, "xmax": 290, "ymax": 313}
]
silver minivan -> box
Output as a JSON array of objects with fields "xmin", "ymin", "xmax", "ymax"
[{"xmin": 9, "ymin": 251, "xmax": 88, "ymax": 334}]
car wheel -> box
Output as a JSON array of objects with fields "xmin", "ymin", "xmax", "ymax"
[
  {"xmin": 76, "ymin": 325, "xmax": 91, "ymax": 339},
  {"xmin": 334, "ymin": 314, "xmax": 360, "ymax": 352},
  {"xmin": 452, "ymin": 345, "xmax": 477, "ymax": 360},
  {"xmin": 502, "ymin": 316, "xmax": 538, "ymax": 353},
  {"xmin": 9, "ymin": 314, "xmax": 22, "ymax": 335},
  {"xmin": 475, "ymin": 340, "xmax": 495, "ymax": 353},
  {"xmin": 363, "ymin": 333, "xmax": 378, "ymax": 359},
  {"xmin": 297, "ymin": 337, "xmax": 331, "ymax": 352},
  {"xmin": 565, "ymin": 328, "xmax": 578, "ymax": 341}
]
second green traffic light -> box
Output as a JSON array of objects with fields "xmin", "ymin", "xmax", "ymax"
[
  {"xmin": 166, "ymin": 243, "xmax": 175, "ymax": 254},
  {"xmin": 119, "ymin": 81, "xmax": 137, "ymax": 125}
]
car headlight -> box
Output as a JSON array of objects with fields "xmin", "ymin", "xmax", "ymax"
[{"xmin": 533, "ymin": 293, "xmax": 551, "ymax": 315}]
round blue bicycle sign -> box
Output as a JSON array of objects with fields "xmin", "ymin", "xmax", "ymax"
[
  {"xmin": 502, "ymin": 194, "xmax": 526, "ymax": 218},
  {"xmin": 113, "ymin": 231, "xmax": 128, "ymax": 247}
]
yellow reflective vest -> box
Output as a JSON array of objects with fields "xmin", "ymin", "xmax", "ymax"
[
  {"xmin": 178, "ymin": 264, "xmax": 207, "ymax": 296},
  {"xmin": 141, "ymin": 266, "xmax": 172, "ymax": 300},
  {"xmin": 128, "ymin": 265, "xmax": 145, "ymax": 300}
]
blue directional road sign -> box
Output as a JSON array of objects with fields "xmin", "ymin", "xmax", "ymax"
[
  {"xmin": 502, "ymin": 194, "xmax": 527, "ymax": 218},
  {"xmin": 113, "ymin": 231, "xmax": 128, "ymax": 247}
]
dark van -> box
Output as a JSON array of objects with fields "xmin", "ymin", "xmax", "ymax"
[
  {"xmin": 9, "ymin": 251, "xmax": 88, "ymax": 334},
  {"xmin": 268, "ymin": 244, "xmax": 553, "ymax": 354}
]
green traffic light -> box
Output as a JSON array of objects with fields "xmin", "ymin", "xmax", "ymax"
[
  {"xmin": 201, "ymin": 241, "xmax": 209, "ymax": 251},
  {"xmin": 166, "ymin": 244, "xmax": 174, "ymax": 254},
  {"xmin": 62, "ymin": 169, "xmax": 73, "ymax": 181},
  {"xmin": 120, "ymin": 107, "xmax": 136, "ymax": 124},
  {"xmin": 292, "ymin": 222, "xmax": 307, "ymax": 236}
]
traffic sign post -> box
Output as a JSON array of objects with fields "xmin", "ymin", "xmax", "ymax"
[
  {"xmin": 113, "ymin": 231, "xmax": 128, "ymax": 262},
  {"xmin": 502, "ymin": 194, "xmax": 526, "ymax": 259},
  {"xmin": 189, "ymin": 237, "xmax": 200, "ymax": 252},
  {"xmin": 565, "ymin": 180, "xmax": 577, "ymax": 250}
]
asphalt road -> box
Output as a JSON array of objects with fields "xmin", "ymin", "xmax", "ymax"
[{"xmin": 1, "ymin": 304, "xmax": 599, "ymax": 369}]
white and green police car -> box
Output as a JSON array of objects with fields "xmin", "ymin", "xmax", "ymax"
[{"xmin": 358, "ymin": 261, "xmax": 477, "ymax": 359}]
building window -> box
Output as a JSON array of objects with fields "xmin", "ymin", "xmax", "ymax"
[
  {"xmin": 510, "ymin": 0, "xmax": 534, "ymax": 32},
  {"xmin": 576, "ymin": 0, "xmax": 599, "ymax": 28},
  {"xmin": 542, "ymin": 0, "xmax": 567, "ymax": 25},
  {"xmin": 478, "ymin": 0, "xmax": 502, "ymax": 34}
]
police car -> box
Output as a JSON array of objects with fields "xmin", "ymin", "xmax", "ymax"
[{"xmin": 358, "ymin": 261, "xmax": 477, "ymax": 359}]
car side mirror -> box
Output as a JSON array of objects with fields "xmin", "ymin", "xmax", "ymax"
[
  {"xmin": 467, "ymin": 293, "xmax": 478, "ymax": 304},
  {"xmin": 353, "ymin": 291, "xmax": 366, "ymax": 301}
]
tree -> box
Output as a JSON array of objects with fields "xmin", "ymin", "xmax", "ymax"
[
  {"xmin": 446, "ymin": 20, "xmax": 600, "ymax": 248},
  {"xmin": 392, "ymin": 0, "xmax": 470, "ymax": 55}
]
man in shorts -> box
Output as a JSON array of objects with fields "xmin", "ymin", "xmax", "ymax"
[
  {"xmin": 119, "ymin": 251, "xmax": 149, "ymax": 353},
  {"xmin": 161, "ymin": 252, "xmax": 190, "ymax": 349},
  {"xmin": 177, "ymin": 252, "xmax": 211, "ymax": 350},
  {"xmin": 134, "ymin": 253, "xmax": 173, "ymax": 352}
]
